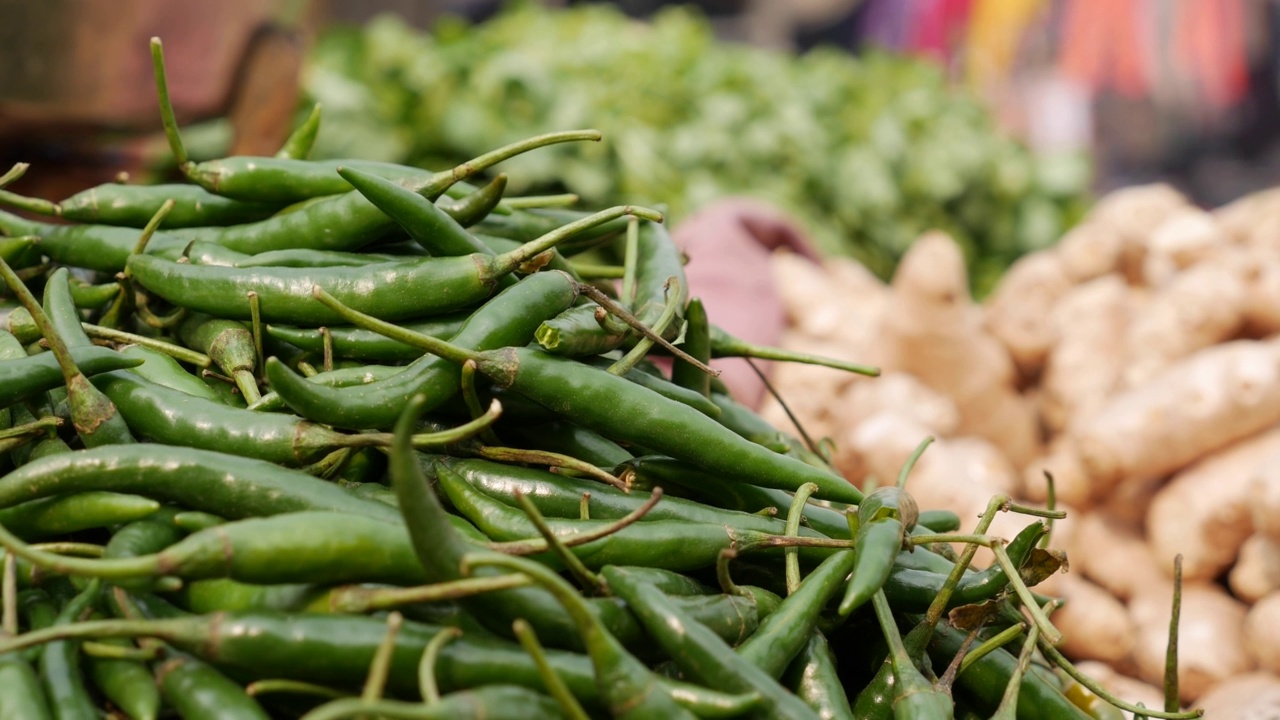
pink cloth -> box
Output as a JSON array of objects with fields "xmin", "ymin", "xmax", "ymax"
[{"xmin": 672, "ymin": 199, "xmax": 820, "ymax": 409}]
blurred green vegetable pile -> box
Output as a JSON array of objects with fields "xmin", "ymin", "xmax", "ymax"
[{"xmin": 306, "ymin": 1, "xmax": 1091, "ymax": 291}]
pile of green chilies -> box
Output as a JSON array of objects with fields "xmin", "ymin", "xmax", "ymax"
[{"xmin": 0, "ymin": 39, "xmax": 1196, "ymax": 720}]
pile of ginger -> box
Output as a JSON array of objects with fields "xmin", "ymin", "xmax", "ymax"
[{"xmin": 761, "ymin": 184, "xmax": 1280, "ymax": 717}]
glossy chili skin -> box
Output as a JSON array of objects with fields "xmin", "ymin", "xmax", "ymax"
[
  {"xmin": 535, "ymin": 304, "xmax": 628, "ymax": 356},
  {"xmin": 390, "ymin": 398, "xmax": 721, "ymax": 653},
  {"xmin": 92, "ymin": 371, "xmax": 363, "ymax": 466},
  {"xmin": 265, "ymin": 313, "xmax": 470, "ymax": 362},
  {"xmin": 671, "ymin": 297, "xmax": 712, "ymax": 398},
  {"xmin": 463, "ymin": 553, "xmax": 699, "ymax": 720},
  {"xmin": 0, "ymin": 209, "xmax": 188, "ymax": 273},
  {"xmin": 55, "ymin": 183, "xmax": 278, "ymax": 228},
  {"xmin": 41, "ymin": 267, "xmax": 137, "ymax": 448},
  {"xmin": 156, "ymin": 651, "xmax": 271, "ymax": 720},
  {"xmin": 80, "ymin": 611, "xmax": 738, "ymax": 715},
  {"xmin": 84, "ymin": 636, "xmax": 161, "ymax": 720},
  {"xmin": 0, "ymin": 652, "xmax": 52, "ymax": 720},
  {"xmin": 307, "ymin": 687, "xmax": 563, "ymax": 720},
  {"xmin": 436, "ymin": 461, "xmax": 779, "ymax": 573},
  {"xmin": 498, "ymin": 421, "xmax": 634, "ymax": 470},
  {"xmin": 475, "ymin": 346, "xmax": 863, "ymax": 504},
  {"xmin": 0, "ymin": 346, "xmax": 143, "ymax": 407},
  {"xmin": 266, "ymin": 270, "xmax": 578, "ymax": 429},
  {"xmin": 842, "ymin": 487, "xmax": 919, "ymax": 617},
  {"xmin": 127, "ymin": 253, "xmax": 505, "ymax": 324},
  {"xmin": 0, "ymin": 492, "xmax": 159, "ymax": 540},
  {"xmin": 882, "ymin": 520, "xmax": 1047, "ymax": 613},
  {"xmin": 580, "ymin": 356, "xmax": 722, "ymax": 418},
  {"xmin": 40, "ymin": 580, "xmax": 101, "ymax": 720},
  {"xmin": 783, "ymin": 631, "xmax": 855, "ymax": 720},
  {"xmin": 927, "ymin": 622, "xmax": 1091, "ymax": 720},
  {"xmin": 0, "ymin": 445, "xmax": 402, "ymax": 525},
  {"xmin": 339, "ymin": 167, "xmax": 501, "ymax": 260},
  {"xmin": 32, "ymin": 511, "xmax": 423, "ymax": 587},
  {"xmin": 441, "ymin": 457, "xmax": 814, "ymax": 537},
  {"xmin": 120, "ymin": 345, "xmax": 227, "ymax": 404},
  {"xmin": 736, "ymin": 550, "xmax": 857, "ymax": 679},
  {"xmin": 232, "ymin": 247, "xmax": 403, "ymax": 268},
  {"xmin": 176, "ymin": 314, "xmax": 259, "ymax": 402},
  {"xmin": 602, "ymin": 565, "xmax": 819, "ymax": 720}
]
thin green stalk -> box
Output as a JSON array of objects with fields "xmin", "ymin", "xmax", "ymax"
[
  {"xmin": 958, "ymin": 622, "xmax": 1025, "ymax": 675},
  {"xmin": 82, "ymin": 324, "xmax": 211, "ymax": 367},
  {"xmin": 150, "ymin": 38, "xmax": 189, "ymax": 167},
  {"xmin": 132, "ymin": 199, "xmax": 175, "ymax": 257},
  {"xmin": 246, "ymin": 679, "xmax": 346, "ymax": 700},
  {"xmin": 487, "ymin": 489, "xmax": 662, "ymax": 556},
  {"xmin": 897, "ymin": 435, "xmax": 934, "ymax": 489},
  {"xmin": 360, "ymin": 611, "xmax": 403, "ymax": 702},
  {"xmin": 608, "ymin": 277, "xmax": 682, "ymax": 376},
  {"xmin": 328, "ymin": 575, "xmax": 532, "ymax": 614},
  {"xmin": 784, "ymin": 483, "xmax": 820, "ymax": 595},
  {"xmin": 513, "ymin": 491, "xmax": 602, "ymax": 592},
  {"xmin": 1166, "ymin": 555, "xmax": 1183, "ymax": 713},
  {"xmin": 417, "ymin": 627, "xmax": 460, "ymax": 703},
  {"xmin": 1037, "ymin": 639, "xmax": 1202, "ymax": 719},
  {"xmin": 460, "ymin": 360, "xmax": 501, "ymax": 446},
  {"xmin": 513, "ymin": 619, "xmax": 590, "ymax": 720},
  {"xmin": 475, "ymin": 445, "xmax": 626, "ymax": 492}
]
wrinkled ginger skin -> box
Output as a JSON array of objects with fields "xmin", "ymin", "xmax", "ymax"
[
  {"xmin": 1071, "ymin": 338, "xmax": 1280, "ymax": 497},
  {"xmin": 876, "ymin": 232, "xmax": 1039, "ymax": 468}
]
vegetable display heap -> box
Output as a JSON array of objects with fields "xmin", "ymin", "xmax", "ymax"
[
  {"xmin": 305, "ymin": 2, "xmax": 1091, "ymax": 293},
  {"xmin": 0, "ymin": 38, "xmax": 1196, "ymax": 720}
]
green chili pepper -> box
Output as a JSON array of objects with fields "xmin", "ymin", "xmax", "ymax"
[
  {"xmin": 0, "ymin": 492, "xmax": 159, "ymax": 540},
  {"xmin": 927, "ymin": 622, "xmax": 1090, "ymax": 719},
  {"xmin": 441, "ymin": 457, "xmax": 814, "ymax": 537},
  {"xmin": 165, "ymin": 132, "xmax": 605, "ymax": 253},
  {"xmin": 298, "ymin": 685, "xmax": 562, "ymax": 720},
  {"xmin": 437, "ymin": 461, "xmax": 783, "ymax": 572},
  {"xmin": 0, "ymin": 183, "xmax": 279, "ymax": 228},
  {"xmin": 0, "ymin": 347, "xmax": 142, "ymax": 407},
  {"xmin": 84, "ymin": 636, "xmax": 161, "ymax": 720},
  {"xmin": 131, "ymin": 204, "xmax": 651, "ymax": 325},
  {"xmin": 319, "ymin": 293, "xmax": 862, "ymax": 505},
  {"xmin": 0, "ymin": 210, "xmax": 188, "ymax": 273},
  {"xmin": 602, "ymin": 565, "xmax": 812, "ymax": 720},
  {"xmin": 40, "ymin": 579, "xmax": 101, "ymax": 720},
  {"xmin": 177, "ymin": 313, "xmax": 261, "ymax": 403},
  {"xmin": 265, "ymin": 313, "xmax": 471, "ymax": 362},
  {"xmin": 266, "ymin": 269, "xmax": 579, "ymax": 429},
  {"xmin": 736, "ymin": 550, "xmax": 856, "ymax": 678},
  {"xmin": 339, "ymin": 166, "xmax": 507, "ymax": 261},
  {"xmin": 841, "ymin": 487, "xmax": 919, "ymax": 616},
  {"xmin": 0, "ymin": 652, "xmax": 52, "ymax": 720},
  {"xmin": 391, "ymin": 395, "xmax": 744, "ymax": 652},
  {"xmin": 276, "ymin": 103, "xmax": 322, "ymax": 161},
  {"xmin": 782, "ymin": 630, "xmax": 855, "ymax": 720},
  {"xmin": 157, "ymin": 651, "xmax": 271, "ymax": 720},
  {"xmin": 92, "ymin": 371, "xmax": 389, "ymax": 465},
  {"xmin": 435, "ymin": 172, "xmax": 509, "ymax": 227},
  {"xmin": 461, "ymin": 552, "xmax": 699, "ymax": 720},
  {"xmin": 120, "ymin": 345, "xmax": 228, "ymax": 404},
  {"xmin": 0, "ymin": 445, "xmax": 403, "ymax": 524},
  {"xmin": 0, "ymin": 609, "xmax": 755, "ymax": 716}
]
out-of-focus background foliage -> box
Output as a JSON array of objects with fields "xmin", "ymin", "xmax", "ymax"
[{"xmin": 304, "ymin": 1, "xmax": 1091, "ymax": 293}]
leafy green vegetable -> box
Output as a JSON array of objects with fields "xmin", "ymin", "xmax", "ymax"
[{"xmin": 305, "ymin": 2, "xmax": 1090, "ymax": 294}]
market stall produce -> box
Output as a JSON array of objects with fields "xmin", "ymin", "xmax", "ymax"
[
  {"xmin": 763, "ymin": 179, "xmax": 1280, "ymax": 716},
  {"xmin": 0, "ymin": 35, "xmax": 1180, "ymax": 720}
]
